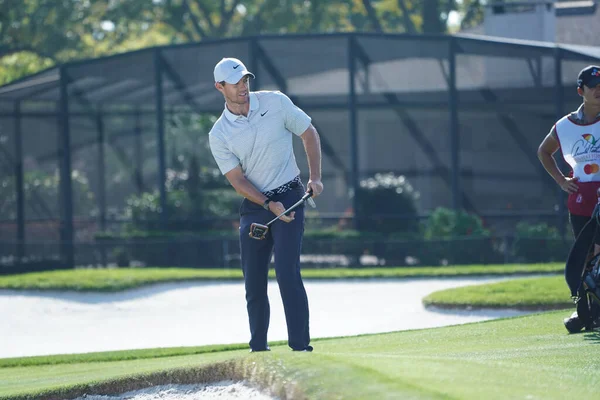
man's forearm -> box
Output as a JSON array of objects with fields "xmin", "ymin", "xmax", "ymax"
[
  {"xmin": 302, "ymin": 126, "xmax": 322, "ymax": 180},
  {"xmin": 232, "ymin": 177, "xmax": 269, "ymax": 206}
]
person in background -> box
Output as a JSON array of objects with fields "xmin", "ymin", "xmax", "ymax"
[{"xmin": 538, "ymin": 65, "xmax": 600, "ymax": 333}]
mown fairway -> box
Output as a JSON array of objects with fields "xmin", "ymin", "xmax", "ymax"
[
  {"xmin": 2, "ymin": 263, "xmax": 592, "ymax": 400},
  {"xmin": 1, "ymin": 311, "xmax": 597, "ymax": 400},
  {"xmin": 424, "ymin": 275, "xmax": 573, "ymax": 309}
]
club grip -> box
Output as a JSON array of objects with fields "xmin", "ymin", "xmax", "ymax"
[
  {"xmin": 281, "ymin": 189, "xmax": 314, "ymax": 217},
  {"xmin": 302, "ymin": 188, "xmax": 314, "ymax": 201}
]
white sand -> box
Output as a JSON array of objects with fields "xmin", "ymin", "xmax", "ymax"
[
  {"xmin": 0, "ymin": 276, "xmax": 536, "ymax": 358},
  {"xmin": 71, "ymin": 381, "xmax": 276, "ymax": 400}
]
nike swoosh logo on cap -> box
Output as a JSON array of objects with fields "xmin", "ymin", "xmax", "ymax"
[{"xmin": 233, "ymin": 65, "xmax": 240, "ymax": 69}]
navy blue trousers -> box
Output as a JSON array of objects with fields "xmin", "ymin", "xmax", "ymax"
[{"xmin": 239, "ymin": 184, "xmax": 310, "ymax": 351}]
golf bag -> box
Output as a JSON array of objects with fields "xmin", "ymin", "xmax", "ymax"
[{"xmin": 564, "ymin": 203, "xmax": 600, "ymax": 333}]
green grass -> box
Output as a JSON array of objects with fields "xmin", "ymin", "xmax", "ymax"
[
  {"xmin": 0, "ymin": 263, "xmax": 563, "ymax": 292},
  {"xmin": 0, "ymin": 343, "xmax": 254, "ymax": 369},
  {"xmin": 423, "ymin": 275, "xmax": 572, "ymax": 310},
  {"xmin": 1, "ymin": 262, "xmax": 583, "ymax": 399},
  {"xmin": 1, "ymin": 311, "xmax": 598, "ymax": 400},
  {"xmin": 0, "ymin": 351, "xmax": 249, "ymax": 399}
]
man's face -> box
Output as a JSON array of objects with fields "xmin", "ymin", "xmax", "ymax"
[
  {"xmin": 216, "ymin": 75, "xmax": 250, "ymax": 105},
  {"xmin": 579, "ymin": 83, "xmax": 600, "ymax": 107}
]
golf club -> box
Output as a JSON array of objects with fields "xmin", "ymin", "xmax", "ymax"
[{"xmin": 249, "ymin": 189, "xmax": 315, "ymax": 240}]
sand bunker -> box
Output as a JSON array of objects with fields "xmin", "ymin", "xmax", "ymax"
[{"xmin": 72, "ymin": 381, "xmax": 276, "ymax": 400}]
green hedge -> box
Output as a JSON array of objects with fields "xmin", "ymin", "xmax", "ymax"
[
  {"xmin": 512, "ymin": 221, "xmax": 571, "ymax": 263},
  {"xmin": 94, "ymin": 210, "xmax": 573, "ymax": 267}
]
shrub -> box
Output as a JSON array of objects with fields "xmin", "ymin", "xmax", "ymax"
[
  {"xmin": 424, "ymin": 207, "xmax": 490, "ymax": 239},
  {"xmin": 111, "ymin": 247, "xmax": 130, "ymax": 267},
  {"xmin": 354, "ymin": 173, "xmax": 420, "ymax": 235},
  {"xmin": 420, "ymin": 207, "xmax": 501, "ymax": 265},
  {"xmin": 513, "ymin": 221, "xmax": 570, "ymax": 263},
  {"xmin": 124, "ymin": 188, "xmax": 240, "ymax": 231}
]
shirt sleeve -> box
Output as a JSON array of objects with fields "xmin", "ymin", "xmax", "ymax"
[
  {"xmin": 209, "ymin": 132, "xmax": 239, "ymax": 175},
  {"xmin": 278, "ymin": 91, "xmax": 312, "ymax": 136}
]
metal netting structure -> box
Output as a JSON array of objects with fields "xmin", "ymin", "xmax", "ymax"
[{"xmin": 1, "ymin": 32, "xmax": 599, "ymax": 267}]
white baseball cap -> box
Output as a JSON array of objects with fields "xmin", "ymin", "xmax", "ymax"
[{"xmin": 214, "ymin": 57, "xmax": 255, "ymax": 84}]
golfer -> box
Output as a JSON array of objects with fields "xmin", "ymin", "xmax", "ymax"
[
  {"xmin": 208, "ymin": 57, "xmax": 323, "ymax": 352},
  {"xmin": 538, "ymin": 65, "xmax": 600, "ymax": 332}
]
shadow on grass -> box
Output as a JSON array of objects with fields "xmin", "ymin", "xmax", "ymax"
[{"xmin": 583, "ymin": 330, "xmax": 600, "ymax": 343}]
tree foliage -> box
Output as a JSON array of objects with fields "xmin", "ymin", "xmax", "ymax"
[
  {"xmin": 459, "ymin": 0, "xmax": 484, "ymax": 30},
  {"xmin": 0, "ymin": 0, "xmax": 479, "ymax": 84},
  {"xmin": 0, "ymin": 170, "xmax": 95, "ymax": 220},
  {"xmin": 0, "ymin": 0, "xmax": 482, "ymax": 223},
  {"xmin": 355, "ymin": 172, "xmax": 420, "ymax": 235}
]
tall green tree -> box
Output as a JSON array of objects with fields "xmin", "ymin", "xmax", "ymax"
[
  {"xmin": 0, "ymin": 0, "xmax": 172, "ymax": 84},
  {"xmin": 460, "ymin": 0, "xmax": 484, "ymax": 30},
  {"xmin": 104, "ymin": 0, "xmax": 462, "ymax": 41},
  {"xmin": 1, "ymin": 0, "xmax": 474, "ymax": 81},
  {"xmin": 0, "ymin": 0, "xmax": 100, "ymax": 61}
]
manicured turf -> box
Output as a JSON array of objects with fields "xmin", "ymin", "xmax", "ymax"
[
  {"xmin": 2, "ymin": 263, "xmax": 586, "ymax": 399},
  {"xmin": 424, "ymin": 275, "xmax": 573, "ymax": 310},
  {"xmin": 0, "ymin": 263, "xmax": 563, "ymax": 292},
  {"xmin": 1, "ymin": 311, "xmax": 597, "ymax": 400},
  {"xmin": 0, "ymin": 344, "xmax": 252, "ymax": 369}
]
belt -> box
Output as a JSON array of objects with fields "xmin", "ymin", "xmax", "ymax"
[{"xmin": 262, "ymin": 176, "xmax": 301, "ymax": 198}]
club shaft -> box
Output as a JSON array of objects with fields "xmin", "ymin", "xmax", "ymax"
[{"xmin": 266, "ymin": 193, "xmax": 311, "ymax": 226}]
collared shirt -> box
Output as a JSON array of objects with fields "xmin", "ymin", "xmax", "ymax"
[
  {"xmin": 550, "ymin": 104, "xmax": 600, "ymax": 138},
  {"xmin": 208, "ymin": 91, "xmax": 312, "ymax": 192},
  {"xmin": 222, "ymin": 92, "xmax": 260, "ymax": 123},
  {"xmin": 568, "ymin": 104, "xmax": 600, "ymax": 124}
]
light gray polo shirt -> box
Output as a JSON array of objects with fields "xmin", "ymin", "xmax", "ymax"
[{"xmin": 208, "ymin": 91, "xmax": 312, "ymax": 192}]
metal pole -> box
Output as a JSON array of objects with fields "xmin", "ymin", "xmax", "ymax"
[
  {"xmin": 250, "ymin": 38, "xmax": 260, "ymax": 90},
  {"xmin": 154, "ymin": 50, "xmax": 168, "ymax": 224},
  {"xmin": 348, "ymin": 35, "xmax": 360, "ymax": 230},
  {"xmin": 58, "ymin": 66, "xmax": 74, "ymax": 268},
  {"xmin": 134, "ymin": 107, "xmax": 144, "ymax": 194},
  {"xmin": 449, "ymin": 37, "xmax": 461, "ymax": 211},
  {"xmin": 14, "ymin": 102, "xmax": 25, "ymax": 262},
  {"xmin": 96, "ymin": 110, "xmax": 106, "ymax": 232},
  {"xmin": 96, "ymin": 109, "xmax": 107, "ymax": 267},
  {"xmin": 554, "ymin": 47, "xmax": 566, "ymax": 239}
]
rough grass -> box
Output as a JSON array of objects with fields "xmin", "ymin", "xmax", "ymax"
[{"xmin": 0, "ymin": 263, "xmax": 563, "ymax": 292}]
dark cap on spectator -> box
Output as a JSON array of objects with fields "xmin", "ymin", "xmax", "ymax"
[{"xmin": 577, "ymin": 65, "xmax": 600, "ymax": 89}]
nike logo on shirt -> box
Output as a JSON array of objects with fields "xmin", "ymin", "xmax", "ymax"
[{"xmin": 261, "ymin": 111, "xmax": 269, "ymax": 117}]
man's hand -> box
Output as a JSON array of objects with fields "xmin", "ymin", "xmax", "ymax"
[
  {"xmin": 559, "ymin": 176, "xmax": 579, "ymax": 194},
  {"xmin": 307, "ymin": 179, "xmax": 324, "ymax": 198},
  {"xmin": 268, "ymin": 201, "xmax": 295, "ymax": 223}
]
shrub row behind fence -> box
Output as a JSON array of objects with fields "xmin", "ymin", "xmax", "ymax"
[{"xmin": 0, "ymin": 234, "xmax": 573, "ymax": 273}]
